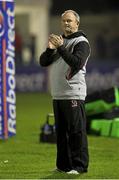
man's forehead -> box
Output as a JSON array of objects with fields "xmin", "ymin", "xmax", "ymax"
[{"xmin": 61, "ymin": 12, "xmax": 76, "ymax": 20}]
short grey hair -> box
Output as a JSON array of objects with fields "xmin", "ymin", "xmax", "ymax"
[{"xmin": 61, "ymin": 10, "xmax": 80, "ymax": 23}]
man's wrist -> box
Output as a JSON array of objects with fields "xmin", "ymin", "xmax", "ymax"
[
  {"xmin": 46, "ymin": 48, "xmax": 55, "ymax": 55},
  {"xmin": 57, "ymin": 45, "xmax": 65, "ymax": 52}
]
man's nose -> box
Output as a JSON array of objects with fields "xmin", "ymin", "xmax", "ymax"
[{"xmin": 64, "ymin": 21, "xmax": 68, "ymax": 25}]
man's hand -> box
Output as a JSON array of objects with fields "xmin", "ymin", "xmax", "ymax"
[
  {"xmin": 48, "ymin": 40, "xmax": 56, "ymax": 49},
  {"xmin": 49, "ymin": 34, "xmax": 64, "ymax": 48}
]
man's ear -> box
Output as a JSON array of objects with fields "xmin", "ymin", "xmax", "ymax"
[{"xmin": 77, "ymin": 21, "xmax": 79, "ymax": 26}]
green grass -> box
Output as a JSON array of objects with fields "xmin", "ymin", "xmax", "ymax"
[{"xmin": 0, "ymin": 93, "xmax": 119, "ymax": 179}]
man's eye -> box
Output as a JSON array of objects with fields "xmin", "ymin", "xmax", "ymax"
[
  {"xmin": 63, "ymin": 20, "xmax": 72, "ymax": 23},
  {"xmin": 67, "ymin": 20, "xmax": 71, "ymax": 22}
]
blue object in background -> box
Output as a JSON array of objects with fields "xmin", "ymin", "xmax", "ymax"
[{"xmin": 0, "ymin": 0, "xmax": 16, "ymax": 139}]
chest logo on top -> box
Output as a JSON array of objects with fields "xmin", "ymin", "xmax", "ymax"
[{"xmin": 71, "ymin": 100, "xmax": 78, "ymax": 107}]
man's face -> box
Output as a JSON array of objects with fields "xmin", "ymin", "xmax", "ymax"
[{"xmin": 61, "ymin": 12, "xmax": 79, "ymax": 36}]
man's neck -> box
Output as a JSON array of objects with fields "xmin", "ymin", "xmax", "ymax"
[{"xmin": 64, "ymin": 30, "xmax": 78, "ymax": 37}]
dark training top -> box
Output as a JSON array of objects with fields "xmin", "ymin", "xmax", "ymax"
[{"xmin": 40, "ymin": 30, "xmax": 91, "ymax": 100}]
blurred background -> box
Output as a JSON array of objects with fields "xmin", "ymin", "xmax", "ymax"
[{"xmin": 15, "ymin": 0, "xmax": 119, "ymax": 94}]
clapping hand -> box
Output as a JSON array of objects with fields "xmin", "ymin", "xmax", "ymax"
[{"xmin": 48, "ymin": 34, "xmax": 63, "ymax": 49}]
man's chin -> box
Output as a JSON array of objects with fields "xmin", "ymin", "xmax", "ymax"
[
  {"xmin": 65, "ymin": 29, "xmax": 73, "ymax": 34},
  {"xmin": 65, "ymin": 27, "xmax": 71, "ymax": 31}
]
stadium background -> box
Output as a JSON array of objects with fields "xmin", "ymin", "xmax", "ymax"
[
  {"xmin": 15, "ymin": 0, "xmax": 119, "ymax": 93},
  {"xmin": 0, "ymin": 0, "xmax": 119, "ymax": 179}
]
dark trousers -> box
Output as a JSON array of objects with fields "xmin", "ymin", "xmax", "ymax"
[{"xmin": 53, "ymin": 99, "xmax": 89, "ymax": 173}]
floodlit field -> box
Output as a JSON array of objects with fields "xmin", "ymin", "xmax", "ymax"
[{"xmin": 0, "ymin": 93, "xmax": 119, "ymax": 179}]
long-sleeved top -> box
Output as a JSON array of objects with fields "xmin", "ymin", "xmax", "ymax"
[{"xmin": 40, "ymin": 30, "xmax": 91, "ymax": 100}]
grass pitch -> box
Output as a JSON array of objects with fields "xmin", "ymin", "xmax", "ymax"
[{"xmin": 0, "ymin": 93, "xmax": 119, "ymax": 179}]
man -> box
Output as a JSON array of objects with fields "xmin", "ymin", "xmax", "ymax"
[{"xmin": 40, "ymin": 10, "xmax": 91, "ymax": 175}]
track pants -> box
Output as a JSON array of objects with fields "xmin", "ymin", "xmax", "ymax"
[{"xmin": 53, "ymin": 99, "xmax": 89, "ymax": 173}]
